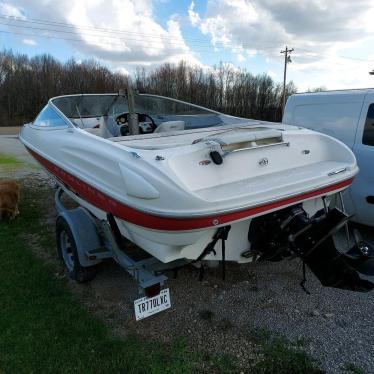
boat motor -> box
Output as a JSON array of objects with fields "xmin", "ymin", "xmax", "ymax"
[{"xmin": 248, "ymin": 205, "xmax": 374, "ymax": 292}]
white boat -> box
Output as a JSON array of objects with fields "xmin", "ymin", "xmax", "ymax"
[{"xmin": 19, "ymin": 92, "xmax": 374, "ymax": 291}]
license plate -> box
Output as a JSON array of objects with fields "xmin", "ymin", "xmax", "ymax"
[{"xmin": 134, "ymin": 288, "xmax": 171, "ymax": 321}]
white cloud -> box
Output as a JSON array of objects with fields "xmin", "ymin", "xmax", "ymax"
[
  {"xmin": 4, "ymin": 0, "xmax": 374, "ymax": 90},
  {"xmin": 3, "ymin": 0, "xmax": 200, "ymax": 71},
  {"xmin": 190, "ymin": 0, "xmax": 374, "ymax": 89},
  {"xmin": 289, "ymin": 53, "xmax": 374, "ymax": 91},
  {"xmin": 188, "ymin": 1, "xmax": 200, "ymax": 27},
  {"xmin": 0, "ymin": 2, "xmax": 25, "ymax": 18},
  {"xmin": 22, "ymin": 38, "xmax": 36, "ymax": 46},
  {"xmin": 267, "ymin": 70, "xmax": 277, "ymax": 79},
  {"xmin": 114, "ymin": 66, "xmax": 130, "ymax": 76},
  {"xmin": 195, "ymin": 0, "xmax": 285, "ymax": 55}
]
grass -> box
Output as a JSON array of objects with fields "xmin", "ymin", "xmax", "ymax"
[
  {"xmin": 251, "ymin": 330, "xmax": 323, "ymax": 374},
  {"xmin": 0, "ymin": 153, "xmax": 25, "ymax": 172},
  {"xmin": 0, "ymin": 180, "xmax": 323, "ymax": 374},
  {"xmin": 0, "ymin": 152, "xmax": 39, "ymax": 173},
  {"xmin": 0, "ymin": 186, "xmax": 218, "ymax": 374}
]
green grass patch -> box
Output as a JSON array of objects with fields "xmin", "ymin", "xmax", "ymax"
[
  {"xmin": 0, "ymin": 152, "xmax": 39, "ymax": 173},
  {"xmin": 0, "ymin": 153, "xmax": 25, "ymax": 172},
  {"xmin": 251, "ymin": 329, "xmax": 322, "ymax": 374},
  {"xmin": 0, "ymin": 186, "xmax": 230, "ymax": 374}
]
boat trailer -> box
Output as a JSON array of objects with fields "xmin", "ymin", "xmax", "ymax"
[
  {"xmin": 54, "ymin": 188, "xmax": 178, "ymax": 297},
  {"xmin": 54, "ymin": 187, "xmax": 374, "ymax": 320}
]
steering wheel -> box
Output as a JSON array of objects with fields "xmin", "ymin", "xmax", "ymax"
[{"xmin": 115, "ymin": 112, "xmax": 157, "ymax": 133}]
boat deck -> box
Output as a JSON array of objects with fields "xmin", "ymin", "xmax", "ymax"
[
  {"xmin": 194, "ymin": 161, "xmax": 347, "ymax": 202},
  {"xmin": 109, "ymin": 124, "xmax": 283, "ymax": 150}
]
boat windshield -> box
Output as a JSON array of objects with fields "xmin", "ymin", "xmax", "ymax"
[
  {"xmin": 135, "ymin": 95, "xmax": 216, "ymax": 116},
  {"xmin": 52, "ymin": 94, "xmax": 216, "ymax": 119},
  {"xmin": 52, "ymin": 95, "xmax": 129, "ymax": 118}
]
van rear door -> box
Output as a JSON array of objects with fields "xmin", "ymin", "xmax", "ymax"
[
  {"xmin": 283, "ymin": 93, "xmax": 363, "ymax": 147},
  {"xmin": 353, "ymin": 94, "xmax": 374, "ymax": 225}
]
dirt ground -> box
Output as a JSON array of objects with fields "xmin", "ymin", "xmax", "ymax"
[
  {"xmin": 3, "ymin": 136, "xmax": 374, "ymax": 373},
  {"xmin": 0, "ymin": 126, "xmax": 21, "ymax": 136}
]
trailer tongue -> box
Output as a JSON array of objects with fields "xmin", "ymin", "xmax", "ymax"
[{"xmin": 249, "ymin": 206, "xmax": 374, "ymax": 292}]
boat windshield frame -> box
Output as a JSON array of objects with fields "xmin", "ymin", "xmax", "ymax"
[{"xmin": 50, "ymin": 93, "xmax": 220, "ymax": 124}]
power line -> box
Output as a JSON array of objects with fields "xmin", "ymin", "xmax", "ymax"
[
  {"xmin": 0, "ymin": 20, "xmax": 204, "ymax": 49},
  {"xmin": 0, "ymin": 13, "xmax": 213, "ymax": 44},
  {"xmin": 1, "ymin": 13, "xmax": 374, "ymax": 65},
  {"xmin": 0, "ymin": 22, "xmax": 283, "ymax": 56},
  {"xmin": 6, "ymin": 13, "xmax": 373, "ymax": 62},
  {"xmin": 2, "ymin": 26, "xmax": 372, "ymax": 69},
  {"xmin": 0, "ymin": 13, "xmax": 283, "ymax": 52},
  {"xmin": 296, "ymin": 47, "xmax": 374, "ymax": 63},
  {"xmin": 0, "ymin": 28, "xmax": 271, "ymax": 57}
]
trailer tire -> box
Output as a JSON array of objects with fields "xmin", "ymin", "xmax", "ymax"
[{"xmin": 56, "ymin": 216, "xmax": 98, "ymax": 283}]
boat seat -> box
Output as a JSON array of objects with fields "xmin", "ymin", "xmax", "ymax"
[
  {"xmin": 154, "ymin": 120, "xmax": 185, "ymax": 133},
  {"xmin": 99, "ymin": 115, "xmax": 121, "ymax": 138}
]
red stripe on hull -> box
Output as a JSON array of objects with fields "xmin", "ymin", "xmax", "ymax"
[{"xmin": 27, "ymin": 147, "xmax": 353, "ymax": 231}]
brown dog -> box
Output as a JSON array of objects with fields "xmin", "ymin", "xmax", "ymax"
[{"xmin": 0, "ymin": 180, "xmax": 20, "ymax": 220}]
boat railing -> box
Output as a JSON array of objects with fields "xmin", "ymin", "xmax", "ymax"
[{"xmin": 224, "ymin": 141, "xmax": 290, "ymax": 154}]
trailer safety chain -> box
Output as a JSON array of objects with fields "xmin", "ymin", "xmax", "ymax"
[
  {"xmin": 107, "ymin": 213, "xmax": 232, "ymax": 283},
  {"xmin": 154, "ymin": 225, "xmax": 232, "ymax": 282},
  {"xmin": 196, "ymin": 225, "xmax": 231, "ymax": 281},
  {"xmin": 220, "ymin": 226, "xmax": 231, "ymax": 281}
]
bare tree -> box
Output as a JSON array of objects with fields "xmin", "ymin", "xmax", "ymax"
[{"xmin": 0, "ymin": 50, "xmax": 298, "ymax": 126}]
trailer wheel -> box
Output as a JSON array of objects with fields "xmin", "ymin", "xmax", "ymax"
[{"xmin": 56, "ymin": 216, "xmax": 98, "ymax": 283}]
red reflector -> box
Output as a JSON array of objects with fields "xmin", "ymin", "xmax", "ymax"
[{"xmin": 145, "ymin": 283, "xmax": 161, "ymax": 298}]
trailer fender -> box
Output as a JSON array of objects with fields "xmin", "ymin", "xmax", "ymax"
[{"xmin": 57, "ymin": 207, "xmax": 102, "ymax": 267}]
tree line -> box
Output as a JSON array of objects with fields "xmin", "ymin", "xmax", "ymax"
[{"xmin": 0, "ymin": 49, "xmax": 297, "ymax": 126}]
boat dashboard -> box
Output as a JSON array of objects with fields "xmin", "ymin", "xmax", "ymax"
[{"xmin": 115, "ymin": 112, "xmax": 157, "ymax": 135}]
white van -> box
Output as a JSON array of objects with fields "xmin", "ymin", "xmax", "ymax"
[{"xmin": 283, "ymin": 89, "xmax": 374, "ymax": 226}]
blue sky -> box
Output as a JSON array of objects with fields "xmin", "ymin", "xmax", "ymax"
[{"xmin": 2, "ymin": 0, "xmax": 374, "ymax": 91}]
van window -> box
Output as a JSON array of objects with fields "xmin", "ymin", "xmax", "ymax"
[
  {"xmin": 292, "ymin": 102, "xmax": 360, "ymax": 146},
  {"xmin": 363, "ymin": 104, "xmax": 374, "ymax": 146},
  {"xmin": 34, "ymin": 105, "xmax": 67, "ymax": 127}
]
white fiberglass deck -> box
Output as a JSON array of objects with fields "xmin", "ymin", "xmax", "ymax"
[
  {"xmin": 110, "ymin": 124, "xmax": 281, "ymax": 149},
  {"xmin": 195, "ymin": 161, "xmax": 347, "ymax": 202}
]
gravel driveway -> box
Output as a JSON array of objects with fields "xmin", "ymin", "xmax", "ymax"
[{"xmin": 2, "ymin": 135, "xmax": 374, "ymax": 373}]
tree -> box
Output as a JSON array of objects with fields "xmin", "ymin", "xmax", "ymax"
[{"xmin": 0, "ymin": 50, "xmax": 298, "ymax": 126}]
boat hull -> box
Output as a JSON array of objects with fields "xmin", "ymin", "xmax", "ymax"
[
  {"xmin": 25, "ymin": 145, "xmax": 352, "ymax": 263},
  {"xmin": 20, "ymin": 118, "xmax": 358, "ymax": 263}
]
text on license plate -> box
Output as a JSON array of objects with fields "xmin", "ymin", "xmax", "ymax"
[{"xmin": 134, "ymin": 288, "xmax": 171, "ymax": 321}]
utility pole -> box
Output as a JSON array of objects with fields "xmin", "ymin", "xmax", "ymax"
[{"xmin": 281, "ymin": 46, "xmax": 294, "ymax": 115}]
